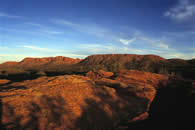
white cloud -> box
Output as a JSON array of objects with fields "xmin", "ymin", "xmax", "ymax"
[
  {"xmin": 79, "ymin": 43, "xmax": 143, "ymax": 55},
  {"xmin": 53, "ymin": 20, "xmax": 78, "ymax": 27},
  {"xmin": 41, "ymin": 30, "xmax": 63, "ymax": 35},
  {"xmin": 23, "ymin": 45, "xmax": 50, "ymax": 51},
  {"xmin": 23, "ymin": 45, "xmax": 66, "ymax": 52},
  {"xmin": 52, "ymin": 53, "xmax": 87, "ymax": 59},
  {"xmin": 163, "ymin": 52, "xmax": 195, "ymax": 59},
  {"xmin": 0, "ymin": 12, "xmax": 21, "ymax": 18},
  {"xmin": 139, "ymin": 36, "xmax": 169, "ymax": 50},
  {"xmin": 25, "ymin": 22, "xmax": 44, "ymax": 28},
  {"xmin": 25, "ymin": 22, "xmax": 64, "ymax": 35},
  {"xmin": 158, "ymin": 42, "xmax": 169, "ymax": 49},
  {"xmin": 164, "ymin": 0, "xmax": 195, "ymax": 22},
  {"xmin": 119, "ymin": 38, "xmax": 136, "ymax": 45}
]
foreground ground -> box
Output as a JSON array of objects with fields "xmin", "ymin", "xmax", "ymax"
[{"xmin": 0, "ymin": 70, "xmax": 194, "ymax": 130}]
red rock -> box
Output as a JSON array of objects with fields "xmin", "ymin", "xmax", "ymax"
[{"xmin": 86, "ymin": 70, "xmax": 114, "ymax": 80}]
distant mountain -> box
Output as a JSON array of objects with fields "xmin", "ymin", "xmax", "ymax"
[
  {"xmin": 20, "ymin": 56, "xmax": 81, "ymax": 65},
  {"xmin": 78, "ymin": 54, "xmax": 166, "ymax": 72},
  {"xmin": 77, "ymin": 54, "xmax": 195, "ymax": 80},
  {"xmin": 0, "ymin": 56, "xmax": 82, "ymax": 70},
  {"xmin": 79, "ymin": 54, "xmax": 166, "ymax": 65},
  {"xmin": 0, "ymin": 54, "xmax": 194, "ymax": 80}
]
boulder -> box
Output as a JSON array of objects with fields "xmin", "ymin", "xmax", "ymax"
[{"xmin": 86, "ymin": 70, "xmax": 113, "ymax": 80}]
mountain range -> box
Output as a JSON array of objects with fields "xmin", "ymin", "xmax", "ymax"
[{"xmin": 0, "ymin": 54, "xmax": 194, "ymax": 80}]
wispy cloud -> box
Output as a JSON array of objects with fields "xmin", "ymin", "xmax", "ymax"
[
  {"xmin": 51, "ymin": 19, "xmax": 117, "ymax": 40},
  {"xmin": 79, "ymin": 43, "xmax": 143, "ymax": 55},
  {"xmin": 164, "ymin": 0, "xmax": 195, "ymax": 22},
  {"xmin": 119, "ymin": 38, "xmax": 136, "ymax": 45},
  {"xmin": 25, "ymin": 22, "xmax": 64, "ymax": 35},
  {"xmin": 23, "ymin": 45, "xmax": 67, "ymax": 52},
  {"xmin": 0, "ymin": 12, "xmax": 21, "ymax": 19},
  {"xmin": 25, "ymin": 22, "xmax": 44, "ymax": 28},
  {"xmin": 0, "ymin": 23, "xmax": 64, "ymax": 39},
  {"xmin": 139, "ymin": 36, "xmax": 169, "ymax": 50}
]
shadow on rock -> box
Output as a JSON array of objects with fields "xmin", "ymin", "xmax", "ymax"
[{"xmin": 117, "ymin": 78, "xmax": 195, "ymax": 129}]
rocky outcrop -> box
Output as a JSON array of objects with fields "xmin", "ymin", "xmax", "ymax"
[
  {"xmin": 115, "ymin": 70, "xmax": 169, "ymax": 89},
  {"xmin": 86, "ymin": 70, "xmax": 114, "ymax": 80},
  {"xmin": 0, "ymin": 70, "xmax": 194, "ymax": 129},
  {"xmin": 0, "ymin": 70, "xmax": 162, "ymax": 130},
  {"xmin": 78, "ymin": 54, "xmax": 195, "ymax": 80}
]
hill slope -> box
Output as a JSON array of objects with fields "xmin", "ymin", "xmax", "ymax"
[{"xmin": 0, "ymin": 54, "xmax": 195, "ymax": 80}]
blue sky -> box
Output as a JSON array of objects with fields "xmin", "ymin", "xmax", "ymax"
[{"xmin": 0, "ymin": 0, "xmax": 194, "ymax": 63}]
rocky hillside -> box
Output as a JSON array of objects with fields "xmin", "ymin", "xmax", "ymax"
[
  {"xmin": 0, "ymin": 70, "xmax": 194, "ymax": 129},
  {"xmin": 78, "ymin": 54, "xmax": 195, "ymax": 80},
  {"xmin": 0, "ymin": 54, "xmax": 195, "ymax": 80},
  {"xmin": 78, "ymin": 54, "xmax": 166, "ymax": 72},
  {"xmin": 0, "ymin": 56, "xmax": 81, "ymax": 69},
  {"xmin": 0, "ymin": 56, "xmax": 82, "ymax": 80},
  {"xmin": 80, "ymin": 54, "xmax": 165, "ymax": 65}
]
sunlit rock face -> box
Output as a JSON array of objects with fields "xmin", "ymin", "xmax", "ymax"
[
  {"xmin": 0, "ymin": 70, "xmax": 194, "ymax": 129},
  {"xmin": 0, "ymin": 56, "xmax": 82, "ymax": 70},
  {"xmin": 86, "ymin": 70, "xmax": 114, "ymax": 80}
]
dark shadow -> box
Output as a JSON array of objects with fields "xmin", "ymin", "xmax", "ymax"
[
  {"xmin": 75, "ymin": 99, "xmax": 114, "ymax": 130},
  {"xmin": 0, "ymin": 99, "xmax": 3, "ymax": 130},
  {"xmin": 116, "ymin": 78, "xmax": 195, "ymax": 129},
  {"xmin": 74, "ymin": 81, "xmax": 150, "ymax": 130},
  {"xmin": 0, "ymin": 85, "xmax": 27, "ymax": 92},
  {"xmin": 1, "ymin": 71, "xmax": 86, "ymax": 83},
  {"xmin": 6, "ymin": 73, "xmax": 40, "ymax": 82},
  {"xmin": 0, "ymin": 81, "xmax": 12, "ymax": 87}
]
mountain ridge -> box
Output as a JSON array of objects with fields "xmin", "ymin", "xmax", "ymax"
[{"xmin": 0, "ymin": 54, "xmax": 195, "ymax": 80}]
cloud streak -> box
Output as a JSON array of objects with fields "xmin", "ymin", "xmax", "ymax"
[
  {"xmin": 25, "ymin": 22, "xmax": 64, "ymax": 35},
  {"xmin": 0, "ymin": 12, "xmax": 21, "ymax": 19},
  {"xmin": 51, "ymin": 19, "xmax": 118, "ymax": 40},
  {"xmin": 23, "ymin": 45, "xmax": 67, "ymax": 53},
  {"xmin": 139, "ymin": 36, "xmax": 169, "ymax": 50}
]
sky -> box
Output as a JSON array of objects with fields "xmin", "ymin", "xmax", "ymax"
[{"xmin": 0, "ymin": 0, "xmax": 195, "ymax": 63}]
